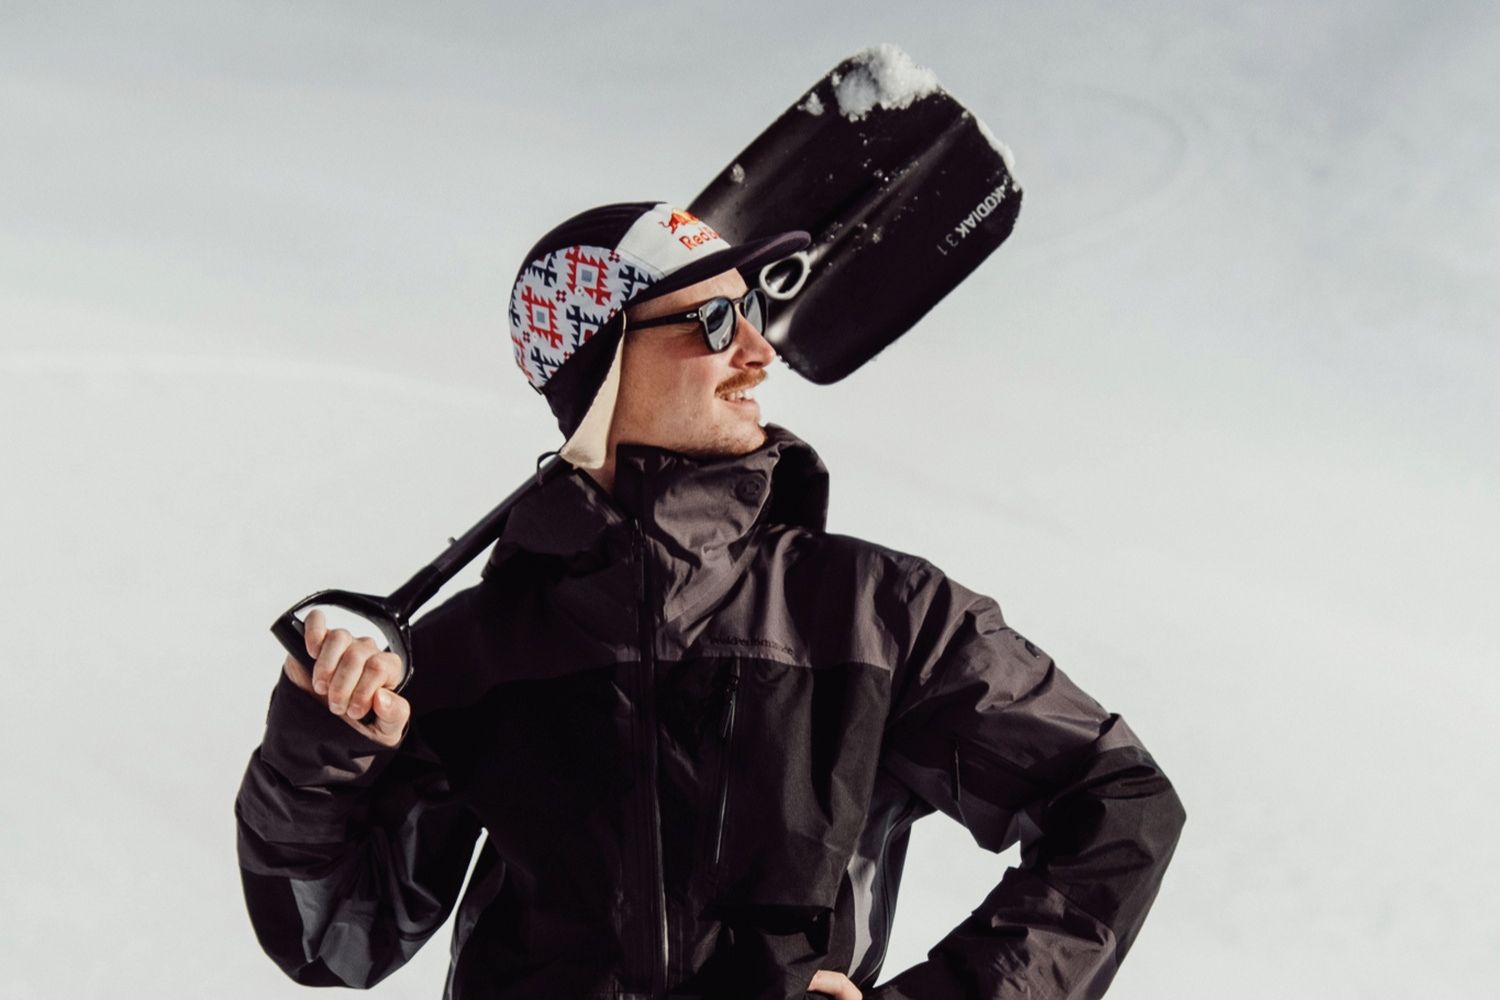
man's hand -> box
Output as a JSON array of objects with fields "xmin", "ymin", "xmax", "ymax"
[
  {"xmin": 282, "ymin": 607, "xmax": 410, "ymax": 748},
  {"xmin": 807, "ymin": 970, "xmax": 862, "ymax": 999}
]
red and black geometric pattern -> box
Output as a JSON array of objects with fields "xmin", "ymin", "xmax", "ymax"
[{"xmin": 509, "ymin": 243, "xmax": 659, "ymax": 391}]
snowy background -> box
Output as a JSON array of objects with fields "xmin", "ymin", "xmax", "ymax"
[{"xmin": 2, "ymin": 2, "xmax": 1496, "ymax": 997}]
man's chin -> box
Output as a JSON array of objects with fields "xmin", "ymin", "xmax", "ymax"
[{"xmin": 676, "ymin": 422, "xmax": 767, "ymax": 459}]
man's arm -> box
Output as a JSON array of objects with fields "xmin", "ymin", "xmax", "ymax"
[
  {"xmin": 233, "ymin": 589, "xmax": 484, "ymax": 988},
  {"xmin": 869, "ymin": 561, "xmax": 1187, "ymax": 1000}
]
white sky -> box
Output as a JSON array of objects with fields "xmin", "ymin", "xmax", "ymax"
[{"xmin": 2, "ymin": 2, "xmax": 1496, "ymax": 998}]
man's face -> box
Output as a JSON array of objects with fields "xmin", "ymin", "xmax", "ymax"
[{"xmin": 608, "ymin": 268, "xmax": 776, "ymax": 459}]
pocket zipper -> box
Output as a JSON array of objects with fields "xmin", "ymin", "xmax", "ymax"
[
  {"xmin": 712, "ymin": 663, "xmax": 741, "ymax": 867},
  {"xmin": 952, "ymin": 735, "xmax": 1044, "ymax": 817}
]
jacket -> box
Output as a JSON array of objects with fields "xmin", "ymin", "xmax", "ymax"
[{"xmin": 235, "ymin": 422, "xmax": 1186, "ymax": 999}]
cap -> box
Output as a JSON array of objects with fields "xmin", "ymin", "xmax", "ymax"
[{"xmin": 507, "ymin": 201, "xmax": 810, "ymax": 469}]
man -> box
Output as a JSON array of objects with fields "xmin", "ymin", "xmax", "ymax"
[{"xmin": 235, "ymin": 202, "xmax": 1187, "ymax": 1000}]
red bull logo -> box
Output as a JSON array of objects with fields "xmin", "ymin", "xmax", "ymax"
[
  {"xmin": 678, "ymin": 227, "xmax": 720, "ymax": 250},
  {"xmin": 659, "ymin": 207, "xmax": 722, "ymax": 250},
  {"xmin": 662, "ymin": 209, "xmax": 700, "ymax": 233}
]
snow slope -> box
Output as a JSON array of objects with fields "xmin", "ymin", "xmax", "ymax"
[{"xmin": 2, "ymin": 2, "xmax": 1495, "ymax": 997}]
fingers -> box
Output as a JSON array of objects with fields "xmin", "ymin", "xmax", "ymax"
[
  {"xmin": 280, "ymin": 608, "xmax": 409, "ymax": 747},
  {"xmin": 282, "ymin": 607, "xmax": 327, "ymax": 694},
  {"xmin": 304, "ymin": 606, "xmax": 328, "ymax": 661},
  {"xmin": 349, "ymin": 687, "xmax": 411, "ymax": 747},
  {"xmin": 345, "ymin": 651, "xmax": 406, "ymax": 720},
  {"xmin": 308, "ymin": 624, "xmax": 349, "ymax": 697},
  {"xmin": 321, "ymin": 633, "xmax": 380, "ymax": 715},
  {"xmin": 807, "ymin": 971, "xmax": 861, "ymax": 1000},
  {"xmin": 307, "ymin": 621, "xmax": 398, "ymax": 713}
]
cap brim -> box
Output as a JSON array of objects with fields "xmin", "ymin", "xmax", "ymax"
[{"xmin": 631, "ymin": 229, "xmax": 811, "ymax": 306}]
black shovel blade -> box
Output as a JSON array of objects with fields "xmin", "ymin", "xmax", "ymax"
[{"xmin": 689, "ymin": 47, "xmax": 1022, "ymax": 384}]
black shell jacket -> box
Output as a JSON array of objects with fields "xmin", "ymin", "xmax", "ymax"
[{"xmin": 235, "ymin": 423, "xmax": 1186, "ymax": 999}]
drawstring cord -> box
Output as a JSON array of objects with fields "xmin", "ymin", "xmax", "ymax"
[{"xmin": 535, "ymin": 448, "xmax": 562, "ymax": 487}]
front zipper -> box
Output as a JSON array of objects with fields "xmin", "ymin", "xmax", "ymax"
[
  {"xmin": 632, "ymin": 520, "xmax": 669, "ymax": 995},
  {"xmin": 870, "ymin": 795, "xmax": 920, "ymax": 980},
  {"xmin": 712, "ymin": 662, "xmax": 741, "ymax": 868}
]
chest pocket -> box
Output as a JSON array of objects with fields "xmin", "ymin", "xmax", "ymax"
[{"xmin": 705, "ymin": 658, "xmax": 890, "ymax": 910}]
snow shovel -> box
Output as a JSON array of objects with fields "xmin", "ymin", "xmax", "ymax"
[{"xmin": 270, "ymin": 44, "xmax": 1022, "ymax": 712}]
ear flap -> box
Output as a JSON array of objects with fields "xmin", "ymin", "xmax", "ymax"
[{"xmin": 557, "ymin": 327, "xmax": 627, "ymax": 470}]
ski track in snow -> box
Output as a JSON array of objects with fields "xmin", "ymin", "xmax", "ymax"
[
  {"xmin": 0, "ymin": 349, "xmax": 514, "ymax": 416},
  {"xmin": 1010, "ymin": 82, "xmax": 1201, "ymax": 263},
  {"xmin": 3, "ymin": 4, "xmax": 1497, "ymax": 998}
]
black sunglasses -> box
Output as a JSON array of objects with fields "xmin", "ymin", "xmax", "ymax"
[{"xmin": 622, "ymin": 288, "xmax": 768, "ymax": 352}]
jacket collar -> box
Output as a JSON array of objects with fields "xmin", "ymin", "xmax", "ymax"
[
  {"xmin": 484, "ymin": 423, "xmax": 829, "ymax": 630},
  {"xmin": 611, "ymin": 421, "xmax": 829, "ymax": 548}
]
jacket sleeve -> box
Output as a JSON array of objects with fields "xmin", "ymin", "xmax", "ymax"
[
  {"xmin": 233, "ymin": 589, "xmax": 483, "ymax": 988},
  {"xmin": 868, "ymin": 561, "xmax": 1187, "ymax": 1000}
]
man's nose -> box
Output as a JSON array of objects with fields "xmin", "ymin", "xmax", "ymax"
[{"xmin": 731, "ymin": 308, "xmax": 777, "ymax": 367}]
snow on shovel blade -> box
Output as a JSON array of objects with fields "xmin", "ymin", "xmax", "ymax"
[{"xmin": 690, "ymin": 44, "xmax": 1022, "ymax": 385}]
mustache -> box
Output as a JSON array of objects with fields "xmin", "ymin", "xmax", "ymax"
[{"xmin": 717, "ymin": 372, "xmax": 766, "ymax": 395}]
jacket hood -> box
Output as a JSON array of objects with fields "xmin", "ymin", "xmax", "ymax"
[
  {"xmin": 492, "ymin": 423, "xmax": 829, "ymax": 558},
  {"xmin": 481, "ymin": 423, "xmax": 830, "ymax": 632}
]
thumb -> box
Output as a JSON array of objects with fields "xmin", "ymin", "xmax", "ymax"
[{"xmin": 369, "ymin": 688, "xmax": 411, "ymax": 744}]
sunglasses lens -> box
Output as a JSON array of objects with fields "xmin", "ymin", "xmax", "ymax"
[
  {"xmin": 742, "ymin": 289, "xmax": 766, "ymax": 333},
  {"xmin": 702, "ymin": 298, "xmax": 736, "ymax": 351}
]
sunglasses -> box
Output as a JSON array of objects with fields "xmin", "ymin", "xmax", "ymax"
[{"xmin": 622, "ymin": 288, "xmax": 768, "ymax": 352}]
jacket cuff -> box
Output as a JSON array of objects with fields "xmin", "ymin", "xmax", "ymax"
[{"xmin": 257, "ymin": 669, "xmax": 403, "ymax": 789}]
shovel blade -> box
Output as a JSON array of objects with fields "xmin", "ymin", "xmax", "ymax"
[{"xmin": 690, "ymin": 48, "xmax": 1022, "ymax": 384}]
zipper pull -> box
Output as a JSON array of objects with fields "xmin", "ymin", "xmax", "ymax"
[
  {"xmin": 632, "ymin": 519, "xmax": 647, "ymax": 602},
  {"xmin": 950, "ymin": 737, "xmax": 963, "ymax": 806},
  {"xmin": 720, "ymin": 664, "xmax": 740, "ymax": 738}
]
